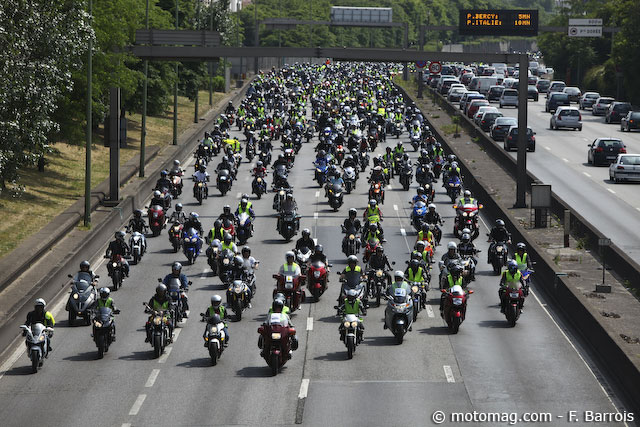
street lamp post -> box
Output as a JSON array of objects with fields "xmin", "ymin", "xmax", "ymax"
[
  {"xmin": 84, "ymin": 0, "xmax": 93, "ymax": 227},
  {"xmin": 173, "ymin": 0, "xmax": 178, "ymax": 145},
  {"xmin": 140, "ymin": 0, "xmax": 149, "ymax": 177},
  {"xmin": 194, "ymin": 0, "xmax": 200, "ymax": 124}
]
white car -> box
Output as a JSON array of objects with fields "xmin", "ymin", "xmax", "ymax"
[
  {"xmin": 609, "ymin": 154, "xmax": 640, "ymax": 183},
  {"xmin": 550, "ymin": 106, "xmax": 582, "ymax": 131}
]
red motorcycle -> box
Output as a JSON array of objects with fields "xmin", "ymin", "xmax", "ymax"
[
  {"xmin": 148, "ymin": 205, "xmax": 166, "ymax": 236},
  {"xmin": 272, "ymin": 274, "xmax": 306, "ymax": 312},
  {"xmin": 362, "ymin": 239, "xmax": 381, "ymax": 263},
  {"xmin": 453, "ymin": 203, "xmax": 482, "ymax": 239},
  {"xmin": 257, "ymin": 314, "xmax": 297, "ymax": 376},
  {"xmin": 222, "ymin": 219, "xmax": 236, "ymax": 240},
  {"xmin": 335, "ymin": 144, "xmax": 345, "ymax": 164},
  {"xmin": 441, "ymin": 286, "xmax": 473, "ymax": 334},
  {"xmin": 307, "ymin": 261, "xmax": 329, "ymax": 302},
  {"xmin": 433, "ymin": 155, "xmax": 444, "ymax": 179},
  {"xmin": 502, "ymin": 286, "xmax": 524, "ymax": 327},
  {"xmin": 168, "ymin": 222, "xmax": 183, "ymax": 252},
  {"xmin": 368, "ymin": 182, "xmax": 385, "ymax": 204}
]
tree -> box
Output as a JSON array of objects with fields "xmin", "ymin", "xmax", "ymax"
[{"xmin": 0, "ymin": 0, "xmax": 91, "ymax": 191}]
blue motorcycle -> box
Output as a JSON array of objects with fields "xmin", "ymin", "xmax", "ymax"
[
  {"xmin": 314, "ymin": 160, "xmax": 329, "ymax": 187},
  {"xmin": 236, "ymin": 212, "xmax": 253, "ymax": 245},
  {"xmin": 183, "ymin": 227, "xmax": 202, "ymax": 265},
  {"xmin": 411, "ymin": 201, "xmax": 428, "ymax": 232},
  {"xmin": 446, "ymin": 175, "xmax": 463, "ymax": 203}
]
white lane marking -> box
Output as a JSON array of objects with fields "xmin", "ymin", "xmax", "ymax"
[
  {"xmin": 129, "ymin": 394, "xmax": 147, "ymax": 416},
  {"xmin": 314, "ymin": 212, "xmax": 318, "ymax": 219},
  {"xmin": 173, "ymin": 329, "xmax": 182, "ymax": 341},
  {"xmin": 582, "ymin": 137, "xmax": 589, "ymax": 141},
  {"xmin": 636, "ymin": 207, "xmax": 640, "ymax": 212},
  {"xmin": 121, "ymin": 424, "xmax": 132, "ymax": 427},
  {"xmin": 607, "ymin": 188, "xmax": 616, "ymax": 194},
  {"xmin": 315, "ymin": 191, "xmax": 320, "ymax": 198},
  {"xmin": 298, "ymin": 378, "xmax": 310, "ymax": 399},
  {"xmin": 583, "ymin": 172, "xmax": 591, "ymax": 178},
  {"xmin": 529, "ymin": 290, "xmax": 625, "ymax": 421},
  {"xmin": 444, "ymin": 365, "xmax": 455, "ymax": 383},
  {"xmin": 387, "ymin": 184, "xmax": 393, "ymax": 189},
  {"xmin": 393, "ymin": 204, "xmax": 398, "ymax": 211},
  {"xmin": 145, "ymin": 369, "xmax": 160, "ymax": 387},
  {"xmin": 158, "ymin": 347, "xmax": 173, "ymax": 364},
  {"xmin": 562, "ymin": 158, "xmax": 569, "ymax": 163},
  {"xmin": 400, "ymin": 228, "xmax": 406, "ymax": 236},
  {"xmin": 426, "ymin": 305, "xmax": 435, "ymax": 318},
  {"xmin": 236, "ymin": 192, "xmax": 242, "ymax": 199},
  {"xmin": 544, "ymin": 146, "xmax": 551, "ymax": 151},
  {"xmin": 307, "ymin": 317, "xmax": 314, "ymax": 331},
  {"xmin": 0, "ymin": 345, "xmax": 26, "ymax": 381}
]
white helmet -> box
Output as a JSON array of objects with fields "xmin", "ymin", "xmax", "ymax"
[
  {"xmin": 34, "ymin": 298, "xmax": 46, "ymax": 308},
  {"xmin": 394, "ymin": 271, "xmax": 405, "ymax": 280},
  {"xmin": 447, "ymin": 241, "xmax": 458, "ymax": 250}
]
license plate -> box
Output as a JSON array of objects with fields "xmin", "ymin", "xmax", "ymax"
[{"xmin": 606, "ymin": 156, "xmax": 616, "ymax": 160}]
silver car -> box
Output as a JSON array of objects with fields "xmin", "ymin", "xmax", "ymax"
[
  {"xmin": 579, "ymin": 92, "xmax": 600, "ymax": 110},
  {"xmin": 609, "ymin": 154, "xmax": 640, "ymax": 183},
  {"xmin": 550, "ymin": 107, "xmax": 582, "ymax": 131},
  {"xmin": 592, "ymin": 97, "xmax": 614, "ymax": 116},
  {"xmin": 499, "ymin": 89, "xmax": 519, "ymax": 108}
]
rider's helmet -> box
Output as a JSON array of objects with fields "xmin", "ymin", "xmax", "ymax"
[
  {"xmin": 115, "ymin": 231, "xmax": 125, "ymax": 241},
  {"xmin": 516, "ymin": 242, "xmax": 526, "ymax": 252},
  {"xmin": 508, "ymin": 259, "xmax": 518, "ymax": 274},
  {"xmin": 393, "ymin": 271, "xmax": 405, "ymax": 281},
  {"xmin": 171, "ymin": 262, "xmax": 182, "ymax": 275},
  {"xmin": 463, "ymin": 190, "xmax": 471, "ymax": 198},
  {"xmin": 223, "ymin": 205, "xmax": 231, "ymax": 215},
  {"xmin": 99, "ymin": 287, "xmax": 110, "ymax": 300},
  {"xmin": 447, "ymin": 241, "xmax": 457, "ymax": 252},
  {"xmin": 461, "ymin": 233, "xmax": 471, "ymax": 244},
  {"xmin": 241, "ymin": 246, "xmax": 251, "ymax": 257},
  {"xmin": 234, "ymin": 256, "xmax": 244, "ymax": 268},
  {"xmin": 285, "ymin": 251, "xmax": 295, "ymax": 263},
  {"xmin": 211, "ymin": 295, "xmax": 222, "ymax": 308},
  {"xmin": 495, "ymin": 219, "xmax": 505, "ymax": 228},
  {"xmin": 155, "ymin": 284, "xmax": 167, "ymax": 298},
  {"xmin": 223, "ymin": 233, "xmax": 232, "ymax": 245},
  {"xmin": 153, "ymin": 190, "xmax": 161, "ymax": 198},
  {"xmin": 80, "ymin": 261, "xmax": 91, "ymax": 272},
  {"xmin": 347, "ymin": 255, "xmax": 358, "ymax": 267}
]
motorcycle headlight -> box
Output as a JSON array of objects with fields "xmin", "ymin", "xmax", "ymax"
[
  {"xmin": 469, "ymin": 212, "xmax": 475, "ymax": 217},
  {"xmin": 257, "ymin": 178, "xmax": 262, "ymax": 183},
  {"xmin": 462, "ymin": 212, "xmax": 468, "ymax": 217},
  {"xmin": 234, "ymin": 287, "xmax": 243, "ymax": 294},
  {"xmin": 94, "ymin": 321, "xmax": 102, "ymax": 328},
  {"xmin": 351, "ymin": 321, "xmax": 359, "ymax": 328},
  {"xmin": 210, "ymin": 326, "xmax": 218, "ymax": 334},
  {"xmin": 73, "ymin": 293, "xmax": 79, "ymax": 300},
  {"xmin": 314, "ymin": 271, "xmax": 321, "ymax": 278},
  {"xmin": 198, "ymin": 183, "xmax": 203, "ymax": 187},
  {"xmin": 452, "ymin": 297, "xmax": 463, "ymax": 306},
  {"xmin": 343, "ymin": 321, "xmax": 350, "ymax": 328},
  {"xmin": 279, "ymin": 190, "xmax": 285, "ymax": 196},
  {"xmin": 223, "ymin": 259, "xmax": 229, "ymax": 265},
  {"xmin": 153, "ymin": 317, "xmax": 162, "ymax": 325},
  {"xmin": 39, "ymin": 335, "xmax": 45, "ymax": 342},
  {"xmin": 496, "ymin": 247, "xmax": 503, "ymax": 252},
  {"xmin": 376, "ymin": 270, "xmax": 383, "ymax": 278},
  {"xmin": 411, "ymin": 286, "xmax": 419, "ymax": 293},
  {"xmin": 285, "ymin": 282, "xmax": 294, "ymax": 290},
  {"xmin": 112, "ymin": 263, "xmax": 117, "ymax": 268},
  {"xmin": 349, "ymin": 234, "xmax": 355, "ymax": 240},
  {"xmin": 271, "ymin": 333, "xmax": 281, "ymax": 340}
]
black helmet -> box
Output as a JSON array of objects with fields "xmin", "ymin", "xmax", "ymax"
[
  {"xmin": 175, "ymin": 203, "xmax": 183, "ymax": 212},
  {"xmin": 223, "ymin": 233, "xmax": 232, "ymax": 244},
  {"xmin": 214, "ymin": 219, "xmax": 222, "ymax": 229},
  {"xmin": 451, "ymin": 264, "xmax": 463, "ymax": 276},
  {"xmin": 80, "ymin": 260, "xmax": 90, "ymax": 272},
  {"xmin": 417, "ymin": 187, "xmax": 425, "ymax": 195},
  {"xmin": 241, "ymin": 246, "xmax": 251, "ymax": 256},
  {"xmin": 409, "ymin": 259, "xmax": 420, "ymax": 270},
  {"xmin": 156, "ymin": 283, "xmax": 167, "ymax": 297},
  {"xmin": 375, "ymin": 245, "xmax": 384, "ymax": 254},
  {"xmin": 115, "ymin": 231, "xmax": 125, "ymax": 241},
  {"xmin": 369, "ymin": 223, "xmax": 378, "ymax": 233},
  {"xmin": 496, "ymin": 219, "xmax": 505, "ymax": 227},
  {"xmin": 272, "ymin": 298, "xmax": 284, "ymax": 313},
  {"xmin": 134, "ymin": 209, "xmax": 143, "ymax": 218},
  {"xmin": 314, "ymin": 244, "xmax": 323, "ymax": 254},
  {"xmin": 160, "ymin": 170, "xmax": 168, "ymax": 178},
  {"xmin": 347, "ymin": 255, "xmax": 358, "ymax": 265}
]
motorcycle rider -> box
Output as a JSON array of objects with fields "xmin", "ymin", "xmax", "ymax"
[
  {"xmin": 96, "ymin": 287, "xmax": 118, "ymax": 340},
  {"xmin": 279, "ymin": 251, "xmax": 301, "ymax": 278},
  {"xmin": 416, "ymin": 149, "xmax": 431, "ymax": 167},
  {"xmin": 225, "ymin": 100, "xmax": 235, "ymax": 115},
  {"xmin": 337, "ymin": 289, "xmax": 366, "ymax": 341},
  {"xmin": 216, "ymin": 155, "xmax": 236, "ymax": 179},
  {"xmin": 458, "ymin": 233, "xmax": 479, "ymax": 280},
  {"xmin": 417, "ymin": 223, "xmax": 435, "ymax": 249},
  {"xmin": 295, "ymin": 228, "xmax": 315, "ymax": 252},
  {"xmin": 221, "ymin": 233, "xmax": 239, "ymax": 254},
  {"xmin": 432, "ymin": 141, "xmax": 444, "ymax": 159},
  {"xmin": 168, "ymin": 203, "xmax": 187, "ymax": 224},
  {"xmin": 440, "ymin": 241, "xmax": 462, "ymax": 286},
  {"xmin": 363, "ymin": 223, "xmax": 382, "ymax": 244},
  {"xmin": 162, "ymin": 262, "xmax": 190, "ymax": 315},
  {"xmin": 260, "ymin": 296, "xmax": 298, "ymax": 358},
  {"xmin": 309, "ymin": 244, "xmax": 328, "ymax": 266},
  {"xmin": 405, "ymin": 258, "xmax": 427, "ymax": 285},
  {"xmin": 207, "ymin": 219, "xmax": 225, "ymax": 244},
  {"xmin": 488, "ymin": 219, "xmax": 511, "ymax": 263},
  {"xmin": 410, "ymin": 187, "xmax": 429, "ymax": 205},
  {"xmin": 412, "ymin": 241, "xmax": 431, "ymax": 268},
  {"xmin": 272, "ymin": 153, "xmax": 288, "ymax": 170},
  {"xmin": 78, "ymin": 260, "xmax": 97, "ymax": 283},
  {"xmin": 184, "ymin": 212, "xmax": 204, "ymax": 236},
  {"xmin": 499, "ymin": 260, "xmax": 527, "ymax": 313},
  {"xmin": 235, "ymin": 198, "xmax": 255, "ymax": 236},
  {"xmin": 440, "ymin": 264, "xmax": 464, "ymax": 315},
  {"xmin": 386, "ymin": 271, "xmax": 412, "ymax": 297},
  {"xmin": 268, "ymin": 293, "xmax": 291, "ymax": 316},
  {"xmin": 145, "ymin": 284, "xmax": 173, "ymax": 343},
  {"xmin": 367, "ymin": 245, "xmax": 393, "ymax": 286},
  {"xmin": 363, "ymin": 199, "xmax": 385, "ymax": 241},
  {"xmin": 325, "ymin": 165, "xmax": 345, "ymax": 197},
  {"xmin": 193, "ymin": 164, "xmax": 210, "ymax": 198},
  {"xmin": 150, "ymin": 190, "xmax": 165, "ymax": 208},
  {"xmin": 253, "ymin": 161, "xmax": 267, "ymax": 177},
  {"xmin": 277, "ymin": 193, "xmax": 298, "ymax": 231},
  {"xmin": 368, "ymin": 165, "xmax": 386, "ymax": 184},
  {"xmin": 105, "ymin": 231, "xmax": 130, "ymax": 277},
  {"xmin": 241, "ymin": 246, "xmax": 259, "ymax": 290},
  {"xmin": 217, "ymin": 205, "xmax": 236, "ymax": 225},
  {"xmin": 127, "ymin": 209, "xmax": 148, "ymax": 234},
  {"xmin": 24, "ymin": 298, "xmax": 55, "ymax": 352},
  {"xmin": 154, "ymin": 170, "xmax": 172, "ymax": 192},
  {"xmin": 514, "ymin": 242, "xmax": 533, "ymax": 271},
  {"xmin": 203, "ymin": 295, "xmax": 230, "ymax": 346}
]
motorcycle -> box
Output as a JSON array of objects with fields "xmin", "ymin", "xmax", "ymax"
[
  {"xmin": 340, "ymin": 313, "xmax": 363, "ymax": 359},
  {"xmin": 411, "ymin": 201, "xmax": 428, "ymax": 232},
  {"xmin": 343, "ymin": 166, "xmax": 357, "ymax": 194},
  {"xmin": 326, "ymin": 182, "xmax": 344, "ymax": 211},
  {"xmin": 227, "ymin": 279, "xmax": 252, "ymax": 321},
  {"xmin": 182, "ymin": 228, "xmax": 202, "ymax": 265},
  {"xmin": 307, "ymin": 260, "xmax": 329, "ymax": 302},
  {"xmin": 409, "ymin": 129, "xmax": 422, "ymax": 151},
  {"xmin": 168, "ymin": 221, "xmax": 184, "ymax": 253},
  {"xmin": 502, "ymin": 285, "xmax": 525, "ymax": 327},
  {"xmin": 144, "ymin": 303, "xmax": 171, "ymax": 358},
  {"xmin": 206, "ymin": 239, "xmax": 221, "ymax": 276},
  {"xmin": 165, "ymin": 277, "xmax": 188, "ymax": 325},
  {"xmin": 222, "ymin": 218, "xmax": 236, "ymax": 240},
  {"xmin": 273, "ymin": 164, "xmax": 290, "ymax": 189},
  {"xmin": 194, "ymin": 179, "xmax": 208, "ymax": 205},
  {"xmin": 252, "ymin": 173, "xmax": 267, "ymax": 199},
  {"xmin": 218, "ymin": 248, "xmax": 235, "ymax": 286},
  {"xmin": 201, "ymin": 313, "xmax": 226, "ymax": 365},
  {"xmin": 383, "ymin": 287, "xmax": 413, "ymax": 344},
  {"xmin": 170, "ymin": 172, "xmax": 183, "ymax": 199},
  {"xmin": 335, "ymin": 144, "xmax": 345, "ymax": 164},
  {"xmin": 258, "ymin": 313, "xmax": 297, "ymax": 376},
  {"xmin": 446, "ymin": 175, "xmax": 463, "ymax": 203},
  {"xmin": 366, "ymin": 268, "xmax": 391, "ymax": 307},
  {"xmin": 341, "ymin": 228, "xmax": 360, "ymax": 256},
  {"xmin": 393, "ymin": 121, "xmax": 404, "ymax": 138},
  {"xmin": 129, "ymin": 231, "xmax": 146, "ymax": 265},
  {"xmin": 273, "ymin": 273, "xmax": 306, "ymax": 312},
  {"xmin": 148, "ymin": 204, "xmax": 166, "ymax": 236},
  {"xmin": 92, "ymin": 306, "xmax": 119, "ymax": 359},
  {"xmin": 258, "ymin": 149, "xmax": 272, "ymax": 166},
  {"xmin": 337, "ymin": 271, "xmax": 368, "ymax": 312},
  {"xmin": 368, "ymin": 182, "xmax": 385, "ymax": 204},
  {"xmin": 277, "ymin": 210, "xmax": 299, "ymax": 241},
  {"xmin": 441, "ymin": 286, "xmax": 473, "ymax": 334},
  {"xmin": 453, "ymin": 203, "xmax": 482, "ymax": 239},
  {"xmin": 362, "ymin": 238, "xmax": 381, "ymax": 264},
  {"xmin": 433, "ymin": 155, "xmax": 444, "ymax": 178},
  {"xmin": 159, "ymin": 187, "xmax": 173, "ymax": 210},
  {"xmin": 488, "ymin": 238, "xmax": 509, "ymax": 275},
  {"xmin": 415, "ymin": 164, "xmax": 433, "ymax": 188},
  {"xmin": 283, "ymin": 147, "xmax": 295, "ymax": 168},
  {"xmin": 314, "ymin": 161, "xmax": 329, "ymax": 187},
  {"xmin": 106, "ymin": 255, "xmax": 125, "ymax": 291},
  {"xmin": 19, "ymin": 323, "xmax": 53, "ymax": 373},
  {"xmin": 216, "ymin": 169, "xmax": 232, "ymax": 196},
  {"xmin": 359, "ymin": 151, "xmax": 369, "ymax": 172},
  {"xmin": 296, "ymin": 247, "xmax": 312, "ymax": 276},
  {"xmin": 236, "ymin": 212, "xmax": 253, "ymax": 245},
  {"xmin": 66, "ymin": 276, "xmax": 97, "ymax": 326},
  {"xmin": 245, "ymin": 138, "xmax": 256, "ymax": 161},
  {"xmin": 409, "ymin": 280, "xmax": 429, "ymax": 321}
]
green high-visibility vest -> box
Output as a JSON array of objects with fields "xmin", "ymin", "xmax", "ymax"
[
  {"xmin": 418, "ymin": 230, "xmax": 433, "ymax": 242},
  {"xmin": 345, "ymin": 265, "xmax": 362, "ymax": 273},
  {"xmin": 152, "ymin": 298, "xmax": 169, "ymax": 311},
  {"xmin": 222, "ymin": 242, "xmax": 235, "ymax": 251},
  {"xmin": 237, "ymin": 205, "xmax": 251, "ymax": 215},
  {"xmin": 344, "ymin": 299, "xmax": 361, "ymax": 315},
  {"xmin": 515, "ymin": 253, "xmax": 528, "ymax": 270},
  {"xmin": 446, "ymin": 274, "xmax": 463, "ymax": 289},
  {"xmin": 503, "ymin": 270, "xmax": 522, "ymax": 289},
  {"xmin": 207, "ymin": 305, "xmax": 226, "ymax": 319},
  {"xmin": 282, "ymin": 263, "xmax": 299, "ymax": 272},
  {"xmin": 97, "ymin": 298, "xmax": 114, "ymax": 309},
  {"xmin": 407, "ymin": 267, "xmax": 423, "ymax": 282}
]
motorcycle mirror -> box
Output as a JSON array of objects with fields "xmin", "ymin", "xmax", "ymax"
[
  {"xmin": 114, "ymin": 309, "xmax": 121, "ymax": 315},
  {"xmin": 95, "ymin": 275, "xmax": 100, "ymax": 279},
  {"xmin": 467, "ymin": 289, "xmax": 475, "ymax": 294},
  {"xmin": 68, "ymin": 274, "xmax": 73, "ymax": 278},
  {"xmin": 404, "ymin": 260, "xmax": 409, "ymax": 264},
  {"xmin": 440, "ymin": 289, "xmax": 447, "ymax": 293},
  {"xmin": 188, "ymin": 281, "xmax": 193, "ymax": 285},
  {"xmin": 391, "ymin": 261, "xmax": 396, "ymax": 265},
  {"xmin": 479, "ymin": 204, "xmax": 483, "ymax": 209},
  {"xmin": 157, "ymin": 278, "xmax": 162, "ymax": 282}
]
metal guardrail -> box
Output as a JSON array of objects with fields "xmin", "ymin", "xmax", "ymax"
[{"xmin": 134, "ymin": 30, "xmax": 220, "ymax": 46}]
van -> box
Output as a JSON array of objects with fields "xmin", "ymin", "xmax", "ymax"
[
  {"xmin": 476, "ymin": 76, "xmax": 498, "ymax": 95},
  {"xmin": 545, "ymin": 92, "xmax": 570, "ymax": 113}
]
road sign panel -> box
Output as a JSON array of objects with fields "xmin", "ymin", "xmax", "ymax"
[
  {"xmin": 459, "ymin": 9, "xmax": 538, "ymax": 36},
  {"xmin": 429, "ymin": 61, "xmax": 442, "ymax": 74},
  {"xmin": 568, "ymin": 26, "xmax": 602, "ymax": 37},
  {"xmin": 415, "ymin": 60, "xmax": 427, "ymax": 69},
  {"xmin": 569, "ymin": 18, "xmax": 602, "ymax": 26}
]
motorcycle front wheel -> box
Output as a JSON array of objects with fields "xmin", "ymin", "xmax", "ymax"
[
  {"xmin": 270, "ymin": 353, "xmax": 279, "ymax": 376},
  {"xmin": 97, "ymin": 334, "xmax": 105, "ymax": 359}
]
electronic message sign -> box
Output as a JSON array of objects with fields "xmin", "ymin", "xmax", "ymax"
[{"xmin": 459, "ymin": 10, "xmax": 538, "ymax": 36}]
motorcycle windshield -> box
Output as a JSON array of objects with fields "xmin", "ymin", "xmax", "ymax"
[
  {"xmin": 298, "ymin": 247, "xmax": 312, "ymax": 257},
  {"xmin": 97, "ymin": 307, "xmax": 112, "ymax": 322},
  {"xmin": 275, "ymin": 165, "xmax": 287, "ymax": 175},
  {"xmin": 150, "ymin": 205, "xmax": 164, "ymax": 212},
  {"xmin": 73, "ymin": 272, "xmax": 93, "ymax": 283},
  {"xmin": 218, "ymin": 169, "xmax": 229, "ymax": 177},
  {"xmin": 184, "ymin": 228, "xmax": 199, "ymax": 240},
  {"xmin": 166, "ymin": 277, "xmax": 182, "ymax": 291},
  {"xmin": 311, "ymin": 260, "xmax": 325, "ymax": 270},
  {"xmin": 31, "ymin": 323, "xmax": 45, "ymax": 337},
  {"xmin": 393, "ymin": 288, "xmax": 409, "ymax": 304},
  {"xmin": 75, "ymin": 280, "xmax": 91, "ymax": 292},
  {"xmin": 237, "ymin": 212, "xmax": 250, "ymax": 225},
  {"xmin": 343, "ymin": 271, "xmax": 363, "ymax": 288}
]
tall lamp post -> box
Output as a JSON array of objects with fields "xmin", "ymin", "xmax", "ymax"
[
  {"xmin": 84, "ymin": 0, "xmax": 93, "ymax": 227},
  {"xmin": 173, "ymin": 0, "xmax": 178, "ymax": 145},
  {"xmin": 140, "ymin": 0, "xmax": 149, "ymax": 177}
]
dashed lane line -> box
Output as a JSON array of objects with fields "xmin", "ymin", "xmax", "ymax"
[
  {"xmin": 607, "ymin": 188, "xmax": 616, "ymax": 194},
  {"xmin": 583, "ymin": 172, "xmax": 591, "ymax": 178},
  {"xmin": 128, "ymin": 394, "xmax": 147, "ymax": 416},
  {"xmin": 158, "ymin": 347, "xmax": 173, "ymax": 364},
  {"xmin": 314, "ymin": 212, "xmax": 318, "ymax": 219},
  {"xmin": 145, "ymin": 369, "xmax": 160, "ymax": 388},
  {"xmin": 443, "ymin": 365, "xmax": 455, "ymax": 383},
  {"xmin": 298, "ymin": 379, "xmax": 310, "ymax": 399},
  {"xmin": 426, "ymin": 305, "xmax": 435, "ymax": 318},
  {"xmin": 307, "ymin": 317, "xmax": 313, "ymax": 331}
]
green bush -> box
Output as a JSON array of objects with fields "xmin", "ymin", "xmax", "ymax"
[{"xmin": 212, "ymin": 76, "xmax": 225, "ymax": 92}]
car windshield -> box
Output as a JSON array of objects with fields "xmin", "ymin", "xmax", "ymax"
[
  {"xmin": 560, "ymin": 109, "xmax": 580, "ymax": 117},
  {"xmin": 553, "ymin": 94, "xmax": 569, "ymax": 101},
  {"xmin": 630, "ymin": 112, "xmax": 640, "ymax": 119},
  {"xmin": 484, "ymin": 113, "xmax": 502, "ymax": 119},
  {"xmin": 620, "ymin": 156, "xmax": 640, "ymax": 165},
  {"xmin": 565, "ymin": 87, "xmax": 580, "ymax": 94},
  {"xmin": 496, "ymin": 118, "xmax": 517, "ymax": 125},
  {"xmin": 598, "ymin": 98, "xmax": 614, "ymax": 104},
  {"xmin": 599, "ymin": 140, "xmax": 624, "ymax": 148},
  {"xmin": 510, "ymin": 128, "xmax": 533, "ymax": 136},
  {"xmin": 586, "ymin": 93, "xmax": 600, "ymax": 99},
  {"xmin": 503, "ymin": 90, "xmax": 518, "ymax": 96}
]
